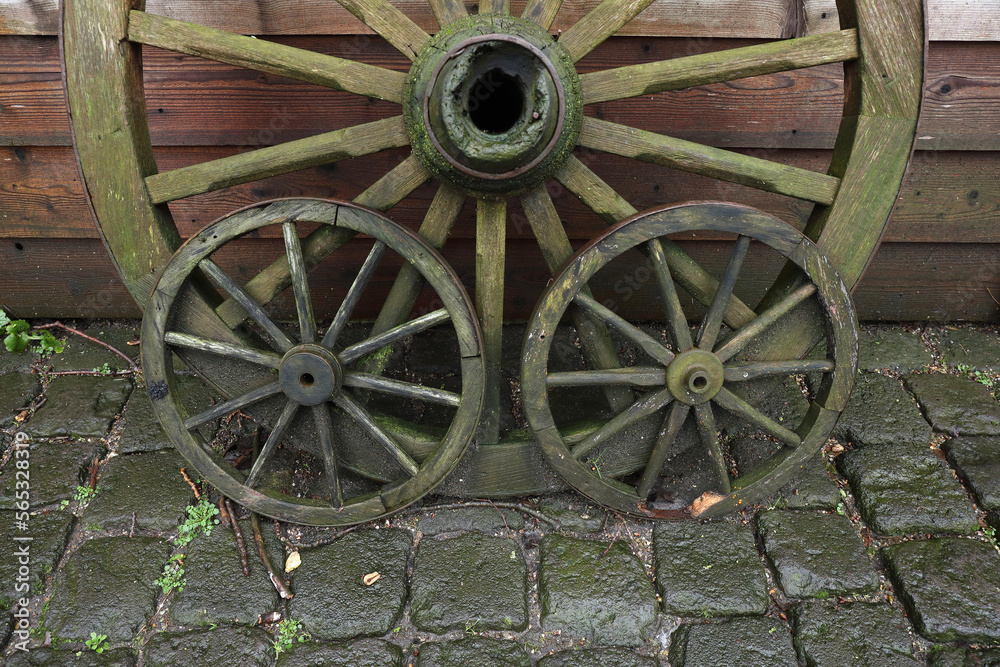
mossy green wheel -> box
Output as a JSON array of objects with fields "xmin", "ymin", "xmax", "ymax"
[
  {"xmin": 521, "ymin": 202, "xmax": 858, "ymax": 519},
  {"xmin": 142, "ymin": 199, "xmax": 485, "ymax": 526}
]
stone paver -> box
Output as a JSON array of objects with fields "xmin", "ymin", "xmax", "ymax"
[
  {"xmin": 25, "ymin": 376, "xmax": 132, "ymax": 439},
  {"xmin": 169, "ymin": 518, "xmax": 281, "ymax": 627},
  {"xmin": 792, "ymin": 602, "xmax": 919, "ymax": 666},
  {"xmin": 944, "ymin": 436, "xmax": 1000, "ymax": 510},
  {"xmin": 536, "ymin": 498, "xmax": 606, "ymax": 533},
  {"xmin": 117, "ymin": 377, "xmax": 218, "ymax": 454},
  {"xmin": 46, "ymin": 536, "xmax": 169, "ymax": 642},
  {"xmin": 82, "ymin": 450, "xmax": 193, "ymax": 533},
  {"xmin": 143, "ymin": 626, "xmax": 273, "ymax": 667},
  {"xmin": 0, "ymin": 440, "xmax": 103, "ymax": 509},
  {"xmin": 838, "ymin": 442, "xmax": 979, "ymax": 536},
  {"xmin": 0, "ymin": 510, "xmax": 74, "ymax": 604},
  {"xmin": 670, "ymin": 617, "xmax": 798, "ymax": 667},
  {"xmin": 415, "ymin": 637, "xmax": 530, "ymax": 667},
  {"xmin": 883, "ymin": 537, "xmax": 1000, "ymax": 643},
  {"xmin": 938, "ymin": 328, "xmax": 1000, "ymax": 373},
  {"xmin": 929, "ymin": 646, "xmax": 1000, "ymax": 666},
  {"xmin": 411, "ymin": 533, "xmax": 527, "ymax": 633},
  {"xmin": 289, "ymin": 528, "xmax": 410, "ymax": 641},
  {"xmin": 416, "ymin": 507, "xmax": 524, "ymax": 535},
  {"xmin": 834, "ymin": 373, "xmax": 933, "ymax": 446},
  {"xmin": 539, "ymin": 535, "xmax": 658, "ymax": 647},
  {"xmin": 757, "ymin": 510, "xmax": 878, "ymax": 599},
  {"xmin": 653, "ymin": 521, "xmax": 768, "ymax": 617},
  {"xmin": 0, "ymin": 348, "xmax": 37, "ymax": 374},
  {"xmin": 858, "ymin": 328, "xmax": 934, "ymax": 372},
  {"xmin": 536, "ymin": 647, "xmax": 657, "ymax": 666},
  {"xmin": 905, "ymin": 373, "xmax": 1000, "ymax": 436},
  {"xmin": 0, "ymin": 372, "xmax": 40, "ymax": 426},
  {"xmin": 5, "ymin": 647, "xmax": 138, "ymax": 666},
  {"xmin": 275, "ymin": 639, "xmax": 403, "ymax": 667},
  {"xmin": 49, "ymin": 326, "xmax": 139, "ymax": 373},
  {"xmin": 778, "ymin": 455, "xmax": 840, "ymax": 510}
]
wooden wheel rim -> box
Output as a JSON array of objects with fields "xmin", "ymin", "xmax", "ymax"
[
  {"xmin": 521, "ymin": 202, "xmax": 858, "ymax": 519},
  {"xmin": 142, "ymin": 199, "xmax": 485, "ymax": 526}
]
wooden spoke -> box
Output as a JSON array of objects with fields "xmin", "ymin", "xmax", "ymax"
[
  {"xmin": 164, "ymin": 331, "xmax": 282, "ymax": 369},
  {"xmin": 477, "ymin": 198, "xmax": 506, "ymax": 444},
  {"xmin": 183, "ymin": 381, "xmax": 283, "ymax": 430},
  {"xmin": 521, "ymin": 185, "xmax": 631, "ymax": 412},
  {"xmin": 724, "ymin": 359, "xmax": 835, "ymax": 382},
  {"xmin": 557, "ymin": 0, "xmax": 657, "ymax": 62},
  {"xmin": 480, "ymin": 0, "xmax": 510, "ymax": 14},
  {"xmin": 521, "ymin": 0, "xmax": 563, "ymax": 30},
  {"xmin": 578, "ymin": 117, "xmax": 840, "ymax": 205},
  {"xmin": 215, "ymin": 156, "xmax": 430, "ymax": 329},
  {"xmin": 581, "ymin": 29, "xmax": 859, "ymax": 104},
  {"xmin": 127, "ymin": 11, "xmax": 405, "ymax": 103},
  {"xmin": 340, "ymin": 309, "xmax": 451, "ymax": 365},
  {"xmin": 555, "ymin": 156, "xmax": 756, "ymax": 329},
  {"xmin": 427, "ymin": 0, "xmax": 467, "ymax": 26},
  {"xmin": 312, "ymin": 404, "xmax": 343, "ymax": 508},
  {"xmin": 334, "ymin": 0, "xmax": 430, "ymax": 60},
  {"xmin": 547, "ymin": 367, "xmax": 666, "ymax": 388},
  {"xmin": 283, "ymin": 221, "xmax": 316, "ymax": 344},
  {"xmin": 245, "ymin": 399, "xmax": 299, "ymax": 488},
  {"xmin": 573, "ymin": 292, "xmax": 675, "ymax": 366},
  {"xmin": 636, "ymin": 401, "xmax": 690, "ymax": 498},
  {"xmin": 694, "ymin": 404, "xmax": 730, "ymax": 494},
  {"xmin": 146, "ymin": 116, "xmax": 409, "ymax": 204},
  {"xmin": 714, "ymin": 283, "xmax": 818, "ymax": 362},
  {"xmin": 344, "ymin": 373, "xmax": 462, "ymax": 407},
  {"xmin": 199, "ymin": 258, "xmax": 294, "ymax": 352},
  {"xmin": 571, "ymin": 387, "xmax": 674, "ymax": 460},
  {"xmin": 370, "ymin": 183, "xmax": 466, "ymax": 339},
  {"xmin": 713, "ymin": 387, "xmax": 802, "ymax": 448},
  {"xmin": 333, "ymin": 393, "xmax": 421, "ymax": 476},
  {"xmin": 697, "ymin": 235, "xmax": 752, "ymax": 350},
  {"xmin": 322, "ymin": 241, "xmax": 387, "ymax": 349},
  {"xmin": 647, "ymin": 238, "xmax": 693, "ymax": 352}
]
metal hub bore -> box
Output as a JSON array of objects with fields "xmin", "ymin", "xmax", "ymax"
[
  {"xmin": 665, "ymin": 349, "xmax": 725, "ymax": 406},
  {"xmin": 278, "ymin": 344, "xmax": 343, "ymax": 406},
  {"xmin": 404, "ymin": 15, "xmax": 582, "ymax": 197}
]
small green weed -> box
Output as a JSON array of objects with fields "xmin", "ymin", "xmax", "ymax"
[
  {"xmin": 92, "ymin": 362, "xmax": 114, "ymax": 375},
  {"xmin": 154, "ymin": 554, "xmax": 186, "ymax": 595},
  {"xmin": 85, "ymin": 632, "xmax": 109, "ymax": 653},
  {"xmin": 0, "ymin": 310, "xmax": 65, "ymax": 356},
  {"xmin": 955, "ymin": 363, "xmax": 999, "ymax": 399},
  {"xmin": 983, "ymin": 524, "xmax": 997, "ymax": 545},
  {"xmin": 61, "ymin": 485, "xmax": 99, "ymax": 510},
  {"xmin": 272, "ymin": 618, "xmax": 309, "ymax": 658},
  {"xmin": 174, "ymin": 497, "xmax": 220, "ymax": 547}
]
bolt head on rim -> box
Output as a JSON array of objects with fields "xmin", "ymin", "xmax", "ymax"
[
  {"xmin": 278, "ymin": 344, "xmax": 343, "ymax": 406},
  {"xmin": 666, "ymin": 349, "xmax": 725, "ymax": 405},
  {"xmin": 404, "ymin": 15, "xmax": 582, "ymax": 197}
]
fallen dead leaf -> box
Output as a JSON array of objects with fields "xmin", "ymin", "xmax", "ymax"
[
  {"xmin": 285, "ymin": 551, "xmax": 302, "ymax": 573},
  {"xmin": 363, "ymin": 571, "xmax": 380, "ymax": 586},
  {"xmin": 688, "ymin": 491, "xmax": 726, "ymax": 517}
]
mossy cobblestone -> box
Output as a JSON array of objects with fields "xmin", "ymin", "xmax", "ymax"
[
  {"xmin": 857, "ymin": 328, "xmax": 933, "ymax": 372},
  {"xmin": 670, "ymin": 617, "xmax": 798, "ymax": 666},
  {"xmin": 25, "ymin": 376, "xmax": 132, "ymax": 439},
  {"xmin": 0, "ymin": 372, "xmax": 40, "ymax": 426},
  {"xmin": 905, "ymin": 373, "xmax": 1000, "ymax": 437},
  {"xmin": 274, "ymin": 639, "xmax": 403, "ymax": 667},
  {"xmin": 943, "ymin": 435, "xmax": 1000, "ymax": 510},
  {"xmin": 414, "ymin": 636, "xmax": 530, "ymax": 667},
  {"xmin": 834, "ymin": 373, "xmax": 933, "ymax": 446},
  {"xmin": 792, "ymin": 602, "xmax": 920, "ymax": 666},
  {"xmin": 143, "ymin": 626, "xmax": 273, "ymax": 667},
  {"xmin": 535, "ymin": 646, "xmax": 657, "ymax": 666},
  {"xmin": 0, "ymin": 440, "xmax": 103, "ymax": 509}
]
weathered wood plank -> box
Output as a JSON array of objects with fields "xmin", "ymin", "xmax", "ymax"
[
  {"xmin": 127, "ymin": 10, "xmax": 406, "ymax": 102},
  {"xmin": 475, "ymin": 198, "xmax": 507, "ymax": 444},
  {"xmin": 5, "ymin": 237, "xmax": 999, "ymax": 322}
]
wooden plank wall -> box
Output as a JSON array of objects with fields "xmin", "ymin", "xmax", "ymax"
[{"xmin": 1, "ymin": 0, "xmax": 999, "ymax": 321}]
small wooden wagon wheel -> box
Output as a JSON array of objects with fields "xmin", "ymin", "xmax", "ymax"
[
  {"xmin": 142, "ymin": 199, "xmax": 485, "ymax": 525},
  {"xmin": 63, "ymin": 0, "xmax": 923, "ymax": 510},
  {"xmin": 521, "ymin": 202, "xmax": 858, "ymax": 519}
]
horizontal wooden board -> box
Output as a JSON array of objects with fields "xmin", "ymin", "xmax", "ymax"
[
  {"xmin": 5, "ymin": 0, "xmax": 998, "ymax": 41},
  {"xmin": 3, "ymin": 237, "xmax": 998, "ymax": 322},
  {"xmin": 4, "ymin": 37, "xmax": 997, "ymax": 150},
  {"xmin": 6, "ymin": 146, "xmax": 1000, "ymax": 244}
]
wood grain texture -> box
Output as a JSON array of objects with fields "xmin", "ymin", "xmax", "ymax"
[{"xmin": 10, "ymin": 0, "xmax": 998, "ymax": 39}]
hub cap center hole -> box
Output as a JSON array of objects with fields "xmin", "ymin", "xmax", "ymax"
[
  {"xmin": 690, "ymin": 373, "xmax": 710, "ymax": 393},
  {"xmin": 468, "ymin": 68, "xmax": 524, "ymax": 134},
  {"xmin": 299, "ymin": 372, "xmax": 315, "ymax": 388}
]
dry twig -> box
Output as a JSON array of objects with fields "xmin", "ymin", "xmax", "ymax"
[
  {"xmin": 180, "ymin": 468, "xmax": 202, "ymax": 500},
  {"xmin": 252, "ymin": 512, "xmax": 292, "ymax": 599}
]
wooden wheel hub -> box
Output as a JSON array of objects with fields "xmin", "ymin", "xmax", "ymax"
[
  {"xmin": 279, "ymin": 344, "xmax": 343, "ymax": 406},
  {"xmin": 404, "ymin": 16, "xmax": 581, "ymax": 196},
  {"xmin": 666, "ymin": 349, "xmax": 724, "ymax": 406}
]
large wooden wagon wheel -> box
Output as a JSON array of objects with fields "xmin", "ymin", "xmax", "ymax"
[
  {"xmin": 63, "ymin": 0, "xmax": 923, "ymax": 520},
  {"xmin": 522, "ymin": 202, "xmax": 857, "ymax": 518}
]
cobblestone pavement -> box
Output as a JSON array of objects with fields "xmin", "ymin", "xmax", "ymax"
[{"xmin": 1, "ymin": 323, "xmax": 1000, "ymax": 666}]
